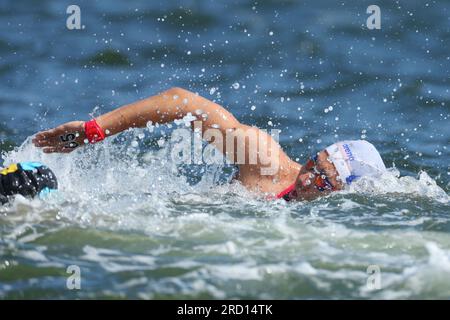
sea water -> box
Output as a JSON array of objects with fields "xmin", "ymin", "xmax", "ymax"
[{"xmin": 0, "ymin": 0, "xmax": 449, "ymax": 299}]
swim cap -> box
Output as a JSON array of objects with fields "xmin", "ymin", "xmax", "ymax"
[{"xmin": 325, "ymin": 140, "xmax": 386, "ymax": 185}]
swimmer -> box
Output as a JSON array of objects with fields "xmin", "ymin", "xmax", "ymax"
[
  {"xmin": 32, "ymin": 87, "xmax": 386, "ymax": 201},
  {"xmin": 0, "ymin": 162, "xmax": 58, "ymax": 204}
]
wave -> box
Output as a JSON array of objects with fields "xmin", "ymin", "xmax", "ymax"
[{"xmin": 2, "ymin": 125, "xmax": 448, "ymax": 214}]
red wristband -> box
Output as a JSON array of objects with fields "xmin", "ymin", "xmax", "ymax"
[{"xmin": 84, "ymin": 119, "xmax": 106, "ymax": 144}]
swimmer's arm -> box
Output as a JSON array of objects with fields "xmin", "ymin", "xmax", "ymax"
[
  {"xmin": 96, "ymin": 88, "xmax": 289, "ymax": 173},
  {"xmin": 32, "ymin": 87, "xmax": 289, "ymax": 175},
  {"xmin": 95, "ymin": 87, "xmax": 242, "ymax": 137},
  {"xmin": 33, "ymin": 87, "xmax": 240, "ymax": 153}
]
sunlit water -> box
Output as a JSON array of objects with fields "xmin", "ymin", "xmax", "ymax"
[{"xmin": 0, "ymin": 0, "xmax": 449, "ymax": 299}]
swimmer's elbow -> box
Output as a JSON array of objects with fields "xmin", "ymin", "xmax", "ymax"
[{"xmin": 163, "ymin": 87, "xmax": 192, "ymax": 99}]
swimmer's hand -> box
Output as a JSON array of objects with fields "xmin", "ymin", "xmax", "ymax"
[{"xmin": 32, "ymin": 121, "xmax": 86, "ymax": 153}]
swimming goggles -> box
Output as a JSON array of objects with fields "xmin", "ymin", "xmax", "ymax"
[{"xmin": 303, "ymin": 155, "xmax": 335, "ymax": 192}]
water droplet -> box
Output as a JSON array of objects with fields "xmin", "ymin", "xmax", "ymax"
[{"xmin": 146, "ymin": 121, "xmax": 154, "ymax": 132}]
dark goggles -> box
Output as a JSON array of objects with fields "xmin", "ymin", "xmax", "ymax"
[
  {"xmin": 279, "ymin": 155, "xmax": 336, "ymax": 202},
  {"xmin": 303, "ymin": 155, "xmax": 335, "ymax": 192}
]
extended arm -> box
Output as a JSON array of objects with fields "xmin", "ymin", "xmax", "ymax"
[
  {"xmin": 33, "ymin": 87, "xmax": 289, "ymax": 179},
  {"xmin": 33, "ymin": 87, "xmax": 240, "ymax": 152},
  {"xmin": 95, "ymin": 87, "xmax": 241, "ymax": 137}
]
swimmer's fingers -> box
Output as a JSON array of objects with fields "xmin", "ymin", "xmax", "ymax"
[
  {"xmin": 34, "ymin": 130, "xmax": 51, "ymax": 140},
  {"xmin": 42, "ymin": 146, "xmax": 76, "ymax": 154},
  {"xmin": 32, "ymin": 132, "xmax": 56, "ymax": 147},
  {"xmin": 42, "ymin": 147, "xmax": 57, "ymax": 154},
  {"xmin": 33, "ymin": 121, "xmax": 86, "ymax": 150},
  {"xmin": 33, "ymin": 128, "xmax": 65, "ymax": 147}
]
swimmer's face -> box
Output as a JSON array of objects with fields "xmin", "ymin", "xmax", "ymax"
[{"xmin": 294, "ymin": 150, "xmax": 344, "ymax": 201}]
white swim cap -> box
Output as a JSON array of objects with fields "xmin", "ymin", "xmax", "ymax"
[{"xmin": 325, "ymin": 140, "xmax": 386, "ymax": 184}]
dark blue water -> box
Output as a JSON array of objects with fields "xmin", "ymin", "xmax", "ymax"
[{"xmin": 0, "ymin": 0, "xmax": 449, "ymax": 299}]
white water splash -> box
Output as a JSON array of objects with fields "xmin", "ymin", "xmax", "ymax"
[
  {"xmin": 1, "ymin": 130, "xmax": 448, "ymax": 217},
  {"xmin": 347, "ymin": 167, "xmax": 449, "ymax": 203}
]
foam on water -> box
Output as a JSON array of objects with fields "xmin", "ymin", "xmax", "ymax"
[
  {"xmin": 347, "ymin": 168, "xmax": 449, "ymax": 204},
  {"xmin": 1, "ymin": 126, "xmax": 448, "ymax": 241},
  {"xmin": 2, "ymin": 129, "xmax": 448, "ymax": 215},
  {"xmin": 0, "ymin": 128, "xmax": 449, "ymax": 299}
]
